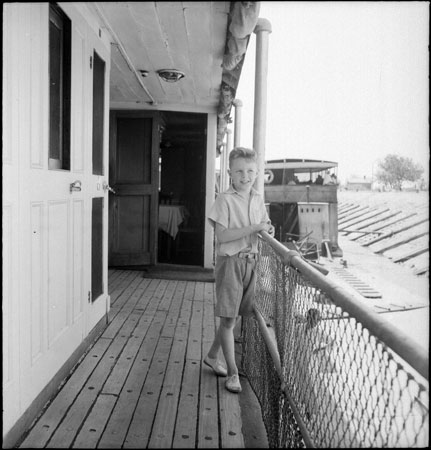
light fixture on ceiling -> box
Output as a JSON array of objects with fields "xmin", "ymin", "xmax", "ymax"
[{"xmin": 157, "ymin": 69, "xmax": 185, "ymax": 83}]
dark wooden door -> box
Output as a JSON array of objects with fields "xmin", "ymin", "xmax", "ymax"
[{"xmin": 108, "ymin": 111, "xmax": 160, "ymax": 266}]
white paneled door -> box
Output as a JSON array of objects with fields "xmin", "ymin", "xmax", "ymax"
[{"xmin": 2, "ymin": 3, "xmax": 110, "ymax": 437}]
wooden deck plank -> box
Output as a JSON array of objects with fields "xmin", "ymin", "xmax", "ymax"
[
  {"xmin": 340, "ymin": 208, "xmax": 389, "ymax": 231},
  {"xmin": 161, "ymin": 281, "xmax": 187, "ymax": 338},
  {"xmin": 151, "ymin": 278, "xmax": 171, "ymax": 307},
  {"xmin": 118, "ymin": 284, "xmax": 181, "ymax": 448},
  {"xmin": 134, "ymin": 278, "xmax": 164, "ymax": 314},
  {"xmin": 392, "ymin": 245, "xmax": 428, "ymax": 263},
  {"xmin": 71, "ymin": 394, "xmax": 117, "ymax": 448},
  {"xmin": 197, "ymin": 283, "xmax": 221, "ymax": 448},
  {"xmin": 148, "ymin": 282, "xmax": 195, "ymax": 447},
  {"xmin": 102, "ymin": 294, "xmax": 159, "ymax": 396},
  {"xmin": 373, "ymin": 228, "xmax": 429, "ymax": 254},
  {"xmin": 338, "ymin": 206, "xmax": 373, "ymax": 225},
  {"xmin": 100, "ymin": 278, "xmax": 164, "ymax": 416},
  {"xmin": 197, "ymin": 368, "xmax": 220, "ymax": 448},
  {"xmin": 98, "ymin": 306, "xmax": 174, "ymax": 448},
  {"xmin": 107, "ymin": 271, "xmax": 146, "ymax": 311},
  {"xmin": 103, "ymin": 277, "xmax": 156, "ymax": 339},
  {"xmin": 45, "ymin": 312, "xmax": 144, "ymax": 448},
  {"xmin": 106, "ymin": 271, "xmax": 142, "ymax": 322},
  {"xmin": 148, "ymin": 335, "xmax": 189, "ymax": 447},
  {"xmin": 18, "ymin": 338, "xmax": 112, "ymax": 448},
  {"xmin": 337, "ymin": 205, "xmax": 365, "ymax": 221},
  {"xmin": 363, "ymin": 217, "xmax": 428, "ymax": 246},
  {"xmin": 108, "ymin": 269, "xmax": 123, "ymax": 288},
  {"xmin": 167, "ymin": 277, "xmax": 195, "ymax": 450},
  {"xmin": 201, "ymin": 283, "xmax": 216, "ymax": 356},
  {"xmin": 157, "ymin": 279, "xmax": 178, "ymax": 311},
  {"xmin": 338, "ymin": 204, "xmax": 360, "ymax": 217},
  {"xmin": 109, "ymin": 271, "xmax": 139, "ymax": 305},
  {"xmin": 348, "ymin": 211, "xmax": 401, "ymax": 240},
  {"xmin": 218, "ymin": 378, "xmax": 245, "ymax": 448},
  {"xmin": 186, "ymin": 284, "xmax": 204, "ymax": 360},
  {"xmin": 108, "ymin": 268, "xmax": 125, "ymax": 286},
  {"xmin": 123, "ymin": 334, "xmax": 172, "ymax": 448},
  {"xmin": 172, "ymin": 359, "xmax": 202, "ymax": 448},
  {"xmin": 119, "ymin": 277, "xmax": 152, "ymax": 312},
  {"xmin": 215, "ymin": 275, "xmax": 244, "ymax": 448}
]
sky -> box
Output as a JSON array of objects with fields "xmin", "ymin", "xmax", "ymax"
[{"xmin": 234, "ymin": 1, "xmax": 429, "ymax": 183}]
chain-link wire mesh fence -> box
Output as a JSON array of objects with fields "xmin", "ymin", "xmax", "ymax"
[{"xmin": 243, "ymin": 235, "xmax": 429, "ymax": 448}]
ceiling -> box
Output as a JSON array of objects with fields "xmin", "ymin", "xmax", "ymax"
[{"xmin": 90, "ymin": 2, "xmax": 231, "ymax": 112}]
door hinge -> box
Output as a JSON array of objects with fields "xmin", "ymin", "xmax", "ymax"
[
  {"xmin": 90, "ymin": 56, "xmax": 93, "ymax": 69},
  {"xmin": 88, "ymin": 291, "xmax": 92, "ymax": 303}
]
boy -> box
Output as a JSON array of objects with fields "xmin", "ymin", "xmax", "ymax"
[{"xmin": 204, "ymin": 147, "xmax": 274, "ymax": 393}]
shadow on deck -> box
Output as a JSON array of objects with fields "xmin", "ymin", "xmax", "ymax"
[{"xmin": 17, "ymin": 269, "xmax": 266, "ymax": 448}]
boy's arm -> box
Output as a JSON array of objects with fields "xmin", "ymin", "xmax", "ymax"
[{"xmin": 215, "ymin": 221, "xmax": 271, "ymax": 244}]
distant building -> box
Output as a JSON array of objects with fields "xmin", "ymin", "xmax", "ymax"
[{"xmin": 346, "ymin": 176, "xmax": 372, "ymax": 191}]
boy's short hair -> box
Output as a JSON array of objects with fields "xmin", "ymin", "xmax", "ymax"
[{"xmin": 229, "ymin": 147, "xmax": 257, "ymax": 167}]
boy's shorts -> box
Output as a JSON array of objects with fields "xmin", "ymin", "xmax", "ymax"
[{"xmin": 214, "ymin": 254, "xmax": 257, "ymax": 318}]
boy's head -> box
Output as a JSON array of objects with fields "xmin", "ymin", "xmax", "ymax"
[
  {"xmin": 228, "ymin": 147, "xmax": 258, "ymax": 193},
  {"xmin": 228, "ymin": 147, "xmax": 257, "ymax": 168}
]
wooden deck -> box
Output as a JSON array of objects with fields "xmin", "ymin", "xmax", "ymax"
[{"xmin": 18, "ymin": 269, "xmax": 252, "ymax": 448}]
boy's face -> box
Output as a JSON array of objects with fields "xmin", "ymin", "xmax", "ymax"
[{"xmin": 228, "ymin": 157, "xmax": 258, "ymax": 193}]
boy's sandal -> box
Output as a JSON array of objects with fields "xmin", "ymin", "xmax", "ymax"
[
  {"xmin": 225, "ymin": 374, "xmax": 242, "ymax": 393},
  {"xmin": 204, "ymin": 356, "xmax": 228, "ymax": 377}
]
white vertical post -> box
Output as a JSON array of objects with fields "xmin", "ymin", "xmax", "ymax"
[
  {"xmin": 220, "ymin": 142, "xmax": 227, "ymax": 193},
  {"xmin": 252, "ymin": 18, "xmax": 272, "ymax": 196},
  {"xmin": 220, "ymin": 129, "xmax": 233, "ymax": 193},
  {"xmin": 204, "ymin": 112, "xmax": 217, "ymax": 268},
  {"xmin": 233, "ymin": 99, "xmax": 243, "ymax": 148}
]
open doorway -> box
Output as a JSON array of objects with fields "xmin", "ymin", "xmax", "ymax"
[{"xmin": 157, "ymin": 111, "xmax": 207, "ymax": 266}]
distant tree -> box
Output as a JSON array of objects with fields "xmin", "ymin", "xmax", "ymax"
[{"xmin": 376, "ymin": 154, "xmax": 424, "ymax": 190}]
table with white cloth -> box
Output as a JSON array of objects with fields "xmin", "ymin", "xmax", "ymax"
[{"xmin": 158, "ymin": 205, "xmax": 187, "ymax": 240}]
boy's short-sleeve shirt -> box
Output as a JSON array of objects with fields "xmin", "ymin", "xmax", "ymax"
[{"xmin": 208, "ymin": 185, "xmax": 269, "ymax": 256}]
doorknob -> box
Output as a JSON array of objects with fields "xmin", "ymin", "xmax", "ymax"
[
  {"xmin": 70, "ymin": 180, "xmax": 82, "ymax": 192},
  {"xmin": 102, "ymin": 181, "xmax": 116, "ymax": 194}
]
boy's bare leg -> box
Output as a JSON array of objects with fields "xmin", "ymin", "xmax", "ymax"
[
  {"xmin": 207, "ymin": 326, "xmax": 222, "ymax": 359},
  {"xmin": 233, "ymin": 316, "xmax": 242, "ymax": 341},
  {"xmin": 208, "ymin": 317, "xmax": 240, "ymax": 360},
  {"xmin": 207, "ymin": 317, "xmax": 237, "ymax": 375},
  {"xmin": 218, "ymin": 317, "xmax": 237, "ymax": 376}
]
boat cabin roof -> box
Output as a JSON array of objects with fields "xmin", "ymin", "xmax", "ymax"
[{"xmin": 265, "ymin": 158, "xmax": 338, "ymax": 173}]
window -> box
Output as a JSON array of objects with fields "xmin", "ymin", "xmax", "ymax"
[
  {"xmin": 49, "ymin": 4, "xmax": 71, "ymax": 170},
  {"xmin": 92, "ymin": 51, "xmax": 105, "ymax": 175}
]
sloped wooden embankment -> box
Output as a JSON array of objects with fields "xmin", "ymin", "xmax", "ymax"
[{"xmin": 338, "ymin": 194, "xmax": 429, "ymax": 276}]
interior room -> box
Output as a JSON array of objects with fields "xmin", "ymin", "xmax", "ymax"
[{"xmin": 158, "ymin": 111, "xmax": 207, "ymax": 266}]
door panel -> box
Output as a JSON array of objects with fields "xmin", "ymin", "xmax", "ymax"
[
  {"xmin": 72, "ymin": 199, "xmax": 85, "ymax": 321},
  {"xmin": 86, "ymin": 15, "xmax": 111, "ymax": 332},
  {"xmin": 109, "ymin": 112, "xmax": 160, "ymax": 266},
  {"xmin": 2, "ymin": 4, "xmax": 112, "ymax": 435},
  {"xmin": 116, "ymin": 195, "xmax": 151, "ymax": 259},
  {"xmin": 91, "ymin": 197, "xmax": 104, "ymax": 301},
  {"xmin": 47, "ymin": 200, "xmax": 70, "ymax": 345},
  {"xmin": 117, "ymin": 118, "xmax": 153, "ymax": 183}
]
